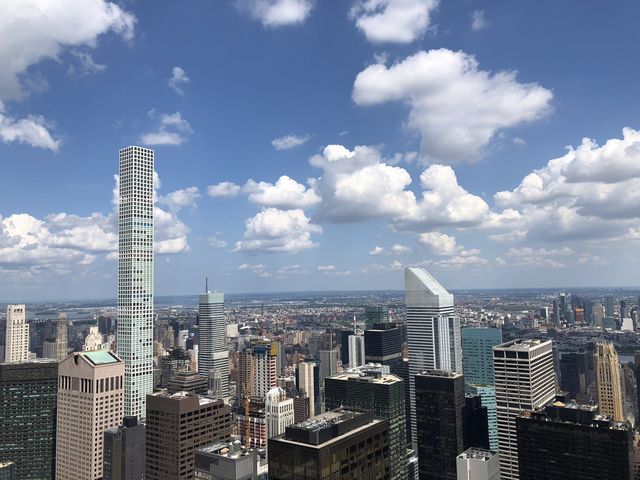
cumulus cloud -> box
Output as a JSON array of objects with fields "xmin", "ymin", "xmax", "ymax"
[
  {"xmin": 434, "ymin": 255, "xmax": 488, "ymax": 269},
  {"xmin": 318, "ymin": 265, "xmax": 336, "ymax": 271},
  {"xmin": 208, "ymin": 233, "xmax": 228, "ymax": 249},
  {"xmin": 236, "ymin": 0, "xmax": 314, "ymax": 27},
  {"xmin": 207, "ymin": 182, "xmax": 242, "ymax": 198},
  {"xmin": 0, "ymin": 107, "xmax": 61, "ymax": 151},
  {"xmin": 140, "ymin": 111, "xmax": 193, "ymax": 146},
  {"xmin": 159, "ymin": 186, "xmax": 200, "ymax": 211},
  {"xmin": 391, "ymin": 244, "xmax": 410, "ymax": 253},
  {"xmin": 496, "ymin": 246, "xmax": 575, "ymax": 268},
  {"xmin": 350, "ymin": 0, "xmax": 439, "ymax": 44},
  {"xmin": 470, "ymin": 10, "xmax": 489, "ymax": 31},
  {"xmin": 244, "ymin": 176, "xmax": 321, "ymax": 209},
  {"xmin": 271, "ymin": 133, "xmax": 310, "ymax": 150},
  {"xmin": 233, "ymin": 208, "xmax": 321, "ymax": 253},
  {"xmin": 370, "ymin": 246, "xmax": 384, "ymax": 255},
  {"xmin": 168, "ymin": 66, "xmax": 190, "ymax": 96},
  {"xmin": 493, "ymin": 128, "xmax": 640, "ymax": 243},
  {"xmin": 67, "ymin": 50, "xmax": 107, "ymax": 76},
  {"xmin": 419, "ymin": 231, "xmax": 480, "ymax": 257},
  {"xmin": 353, "ymin": 49, "xmax": 552, "ymax": 163}
]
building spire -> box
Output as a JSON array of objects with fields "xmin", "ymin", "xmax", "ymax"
[{"xmin": 205, "ymin": 276, "xmax": 208, "ymax": 293}]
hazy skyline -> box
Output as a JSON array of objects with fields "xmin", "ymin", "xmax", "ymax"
[{"xmin": 1, "ymin": 1, "xmax": 640, "ymax": 299}]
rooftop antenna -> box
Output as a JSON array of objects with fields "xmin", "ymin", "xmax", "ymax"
[{"xmin": 205, "ymin": 276, "xmax": 208, "ymax": 293}]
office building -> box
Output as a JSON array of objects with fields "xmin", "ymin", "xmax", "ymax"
[
  {"xmin": 462, "ymin": 395, "xmax": 490, "ymax": 450},
  {"xmin": 117, "ymin": 145, "xmax": 154, "ymax": 419},
  {"xmin": 0, "ymin": 360, "xmax": 57, "ymax": 479},
  {"xmin": 405, "ymin": 267, "xmax": 461, "ymax": 445},
  {"xmin": 160, "ymin": 346, "xmax": 192, "ymax": 387},
  {"xmin": 364, "ymin": 322, "xmax": 402, "ymax": 367},
  {"xmin": 198, "ymin": 291, "xmax": 229, "ymax": 398},
  {"xmin": 467, "ymin": 384, "xmax": 498, "ymax": 450},
  {"xmin": 456, "ymin": 449, "xmax": 500, "ymax": 480},
  {"xmin": 318, "ymin": 348, "xmax": 338, "ymax": 384},
  {"xmin": 56, "ymin": 351, "xmax": 125, "ymax": 480},
  {"xmin": 595, "ymin": 341, "xmax": 624, "ymax": 422},
  {"xmin": 195, "ymin": 441, "xmax": 265, "ymax": 480},
  {"xmin": 325, "ymin": 365, "xmax": 407, "ymax": 480},
  {"xmin": 593, "ymin": 303, "xmax": 605, "ymax": 327},
  {"xmin": 339, "ymin": 329, "xmax": 354, "ymax": 366},
  {"xmin": 516, "ymin": 400, "xmax": 634, "ymax": 480},
  {"xmin": 268, "ymin": 409, "xmax": 391, "ymax": 480},
  {"xmin": 43, "ymin": 338, "xmax": 57, "ymax": 359},
  {"xmin": 292, "ymin": 392, "xmax": 311, "ymax": 423},
  {"xmin": 365, "ymin": 305, "xmax": 389, "ymax": 326},
  {"xmin": 265, "ymin": 387, "xmax": 295, "ymax": 439},
  {"xmin": 347, "ymin": 334, "xmax": 365, "ymax": 368},
  {"xmin": 493, "ymin": 340, "xmax": 556, "ymax": 480},
  {"xmin": 297, "ymin": 362, "xmax": 315, "ymax": 417},
  {"xmin": 4, "ymin": 305, "xmax": 29, "ymax": 363},
  {"xmin": 605, "ymin": 295, "xmax": 615, "ymax": 317},
  {"xmin": 559, "ymin": 349, "xmax": 589, "ymax": 400},
  {"xmin": 461, "ymin": 327, "xmax": 502, "ymax": 386},
  {"xmin": 0, "ymin": 462, "xmax": 16, "ymax": 480},
  {"xmin": 237, "ymin": 398, "xmax": 268, "ymax": 449},
  {"xmin": 103, "ymin": 416, "xmax": 145, "ymax": 480},
  {"xmin": 239, "ymin": 340, "xmax": 278, "ymax": 399},
  {"xmin": 83, "ymin": 326, "xmax": 104, "ymax": 351},
  {"xmin": 146, "ymin": 391, "xmax": 231, "ymax": 480},
  {"xmin": 56, "ymin": 313, "xmax": 70, "ymax": 360},
  {"xmin": 167, "ymin": 370, "xmax": 208, "ymax": 395},
  {"xmin": 415, "ymin": 370, "xmax": 465, "ymax": 480}
]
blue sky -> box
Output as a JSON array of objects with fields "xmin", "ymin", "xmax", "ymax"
[{"xmin": 1, "ymin": 0, "xmax": 640, "ymax": 300}]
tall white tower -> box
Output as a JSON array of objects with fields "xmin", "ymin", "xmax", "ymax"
[
  {"xmin": 493, "ymin": 339, "xmax": 556, "ymax": 480},
  {"xmin": 265, "ymin": 386, "xmax": 295, "ymax": 439},
  {"xmin": 298, "ymin": 362, "xmax": 315, "ymax": 416},
  {"xmin": 348, "ymin": 334, "xmax": 365, "ymax": 368},
  {"xmin": 405, "ymin": 267, "xmax": 461, "ymax": 446},
  {"xmin": 117, "ymin": 146, "xmax": 154, "ymax": 419},
  {"xmin": 198, "ymin": 290, "xmax": 229, "ymax": 398},
  {"xmin": 4, "ymin": 304, "xmax": 29, "ymax": 363}
]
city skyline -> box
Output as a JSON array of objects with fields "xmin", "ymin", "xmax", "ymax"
[{"xmin": 1, "ymin": 1, "xmax": 640, "ymax": 299}]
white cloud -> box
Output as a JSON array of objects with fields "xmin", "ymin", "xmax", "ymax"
[
  {"xmin": 0, "ymin": 108, "xmax": 60, "ymax": 151},
  {"xmin": 233, "ymin": 208, "xmax": 321, "ymax": 253},
  {"xmin": 350, "ymin": 0, "xmax": 439, "ymax": 44},
  {"xmin": 208, "ymin": 182, "xmax": 242, "ymax": 198},
  {"xmin": 470, "ymin": 10, "xmax": 489, "ymax": 31},
  {"xmin": 239, "ymin": 263, "xmax": 266, "ymax": 270},
  {"xmin": 418, "ymin": 231, "xmax": 480, "ymax": 257},
  {"xmin": 353, "ymin": 49, "xmax": 553, "ymax": 163},
  {"xmin": 271, "ymin": 133, "xmax": 310, "ymax": 150},
  {"xmin": 0, "ymin": 0, "xmax": 135, "ymax": 101},
  {"xmin": 369, "ymin": 246, "xmax": 384, "ymax": 255},
  {"xmin": 168, "ymin": 66, "xmax": 190, "ymax": 96},
  {"xmin": 391, "ymin": 244, "xmax": 410, "ymax": 253},
  {"xmin": 208, "ymin": 234, "xmax": 228, "ymax": 249},
  {"xmin": 67, "ymin": 50, "xmax": 107, "ymax": 76},
  {"xmin": 496, "ymin": 246, "xmax": 575, "ymax": 268},
  {"xmin": 236, "ymin": 0, "xmax": 314, "ymax": 27},
  {"xmin": 140, "ymin": 111, "xmax": 193, "ymax": 146},
  {"xmin": 159, "ymin": 187, "xmax": 200, "ymax": 211},
  {"xmin": 434, "ymin": 255, "xmax": 488, "ymax": 269},
  {"xmin": 318, "ymin": 265, "xmax": 336, "ymax": 271},
  {"xmin": 244, "ymin": 176, "xmax": 321, "ymax": 209}
]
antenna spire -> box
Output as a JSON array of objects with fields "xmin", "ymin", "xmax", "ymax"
[{"xmin": 205, "ymin": 276, "xmax": 208, "ymax": 293}]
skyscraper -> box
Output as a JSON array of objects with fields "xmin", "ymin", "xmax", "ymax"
[
  {"xmin": 324, "ymin": 365, "xmax": 407, "ymax": 480},
  {"xmin": 364, "ymin": 322, "xmax": 402, "ymax": 367},
  {"xmin": 595, "ymin": 341, "xmax": 624, "ymax": 422},
  {"xmin": 103, "ymin": 416, "xmax": 145, "ymax": 480},
  {"xmin": 493, "ymin": 339, "xmax": 556, "ymax": 480},
  {"xmin": 56, "ymin": 351, "xmax": 125, "ymax": 480},
  {"xmin": 365, "ymin": 305, "xmax": 389, "ymax": 326},
  {"xmin": 516, "ymin": 400, "xmax": 634, "ymax": 480},
  {"xmin": 56, "ymin": 313, "xmax": 69, "ymax": 361},
  {"xmin": 0, "ymin": 359, "xmax": 57, "ymax": 479},
  {"xmin": 456, "ymin": 449, "xmax": 500, "ymax": 480},
  {"xmin": 605, "ymin": 295, "xmax": 615, "ymax": 317},
  {"xmin": 198, "ymin": 290, "xmax": 229, "ymax": 398},
  {"xmin": 347, "ymin": 334, "xmax": 365, "ymax": 368},
  {"xmin": 405, "ymin": 267, "xmax": 461, "ymax": 446},
  {"xmin": 265, "ymin": 386, "xmax": 295, "ymax": 439},
  {"xmin": 297, "ymin": 361, "xmax": 315, "ymax": 417},
  {"xmin": 4, "ymin": 305, "xmax": 29, "ymax": 363},
  {"xmin": 415, "ymin": 370, "xmax": 465, "ymax": 480},
  {"xmin": 146, "ymin": 391, "xmax": 231, "ymax": 480},
  {"xmin": 117, "ymin": 145, "xmax": 154, "ymax": 419}
]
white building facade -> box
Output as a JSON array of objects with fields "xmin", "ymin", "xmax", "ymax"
[
  {"xmin": 348, "ymin": 334, "xmax": 365, "ymax": 368},
  {"xmin": 265, "ymin": 387, "xmax": 295, "ymax": 439},
  {"xmin": 4, "ymin": 304, "xmax": 29, "ymax": 363},
  {"xmin": 198, "ymin": 291, "xmax": 229, "ymax": 398}
]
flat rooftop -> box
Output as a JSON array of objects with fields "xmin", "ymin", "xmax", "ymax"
[
  {"xmin": 457, "ymin": 448, "xmax": 498, "ymax": 461},
  {"xmin": 495, "ymin": 339, "xmax": 550, "ymax": 351}
]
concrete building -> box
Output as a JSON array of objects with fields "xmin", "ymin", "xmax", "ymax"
[
  {"xmin": 325, "ymin": 365, "xmax": 407, "ymax": 480},
  {"xmin": 117, "ymin": 145, "xmax": 155, "ymax": 419},
  {"xmin": 0, "ymin": 360, "xmax": 57, "ymax": 479},
  {"xmin": 456, "ymin": 449, "xmax": 500, "ymax": 480},
  {"xmin": 516, "ymin": 399, "xmax": 634, "ymax": 480},
  {"xmin": 56, "ymin": 313, "xmax": 70, "ymax": 361},
  {"xmin": 493, "ymin": 340, "xmax": 556, "ymax": 480},
  {"xmin": 56, "ymin": 351, "xmax": 125, "ymax": 480},
  {"xmin": 167, "ymin": 369, "xmax": 209, "ymax": 395},
  {"xmin": 146, "ymin": 391, "xmax": 231, "ymax": 480},
  {"xmin": 195, "ymin": 441, "xmax": 266, "ymax": 480},
  {"xmin": 83, "ymin": 326, "xmax": 104, "ymax": 351},
  {"xmin": 4, "ymin": 305, "xmax": 29, "ymax": 363},
  {"xmin": 198, "ymin": 291, "xmax": 229, "ymax": 398},
  {"xmin": 43, "ymin": 338, "xmax": 57, "ymax": 359},
  {"xmin": 268, "ymin": 409, "xmax": 391, "ymax": 480},
  {"xmin": 103, "ymin": 416, "xmax": 145, "ymax": 480},
  {"xmin": 415, "ymin": 370, "xmax": 465, "ymax": 480},
  {"xmin": 265, "ymin": 387, "xmax": 295, "ymax": 439},
  {"xmin": 297, "ymin": 361, "xmax": 316, "ymax": 417},
  {"xmin": 595, "ymin": 341, "xmax": 624, "ymax": 422},
  {"xmin": 347, "ymin": 334, "xmax": 365, "ymax": 368},
  {"xmin": 405, "ymin": 267, "xmax": 461, "ymax": 446},
  {"xmin": 160, "ymin": 347, "xmax": 192, "ymax": 387}
]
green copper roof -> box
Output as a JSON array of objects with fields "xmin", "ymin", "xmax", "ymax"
[{"xmin": 83, "ymin": 350, "xmax": 120, "ymax": 365}]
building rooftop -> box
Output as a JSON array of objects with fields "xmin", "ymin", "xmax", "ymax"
[
  {"xmin": 330, "ymin": 364, "xmax": 402, "ymax": 385},
  {"xmin": 457, "ymin": 448, "xmax": 498, "ymax": 461},
  {"xmin": 82, "ymin": 350, "xmax": 122, "ymax": 365},
  {"xmin": 416, "ymin": 369, "xmax": 463, "ymax": 379},
  {"xmin": 150, "ymin": 390, "xmax": 217, "ymax": 405},
  {"xmin": 494, "ymin": 339, "xmax": 550, "ymax": 351},
  {"xmin": 198, "ymin": 441, "xmax": 256, "ymax": 460}
]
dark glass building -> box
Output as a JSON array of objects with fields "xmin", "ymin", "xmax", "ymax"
[
  {"xmin": 559, "ymin": 349, "xmax": 589, "ymax": 399},
  {"xmin": 364, "ymin": 322, "xmax": 402, "ymax": 367},
  {"xmin": 415, "ymin": 370, "xmax": 465, "ymax": 480},
  {"xmin": 166, "ymin": 370, "xmax": 208, "ymax": 395},
  {"xmin": 364, "ymin": 306, "xmax": 389, "ymax": 326},
  {"xmin": 462, "ymin": 395, "xmax": 489, "ymax": 450},
  {"xmin": 338, "ymin": 330, "xmax": 354, "ymax": 366},
  {"xmin": 159, "ymin": 347, "xmax": 192, "ymax": 388},
  {"xmin": 325, "ymin": 365, "xmax": 407, "ymax": 480},
  {"xmin": 516, "ymin": 400, "xmax": 634, "ymax": 480},
  {"xmin": 0, "ymin": 360, "xmax": 57, "ymax": 480},
  {"xmin": 103, "ymin": 416, "xmax": 145, "ymax": 480},
  {"xmin": 268, "ymin": 409, "xmax": 390, "ymax": 480}
]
